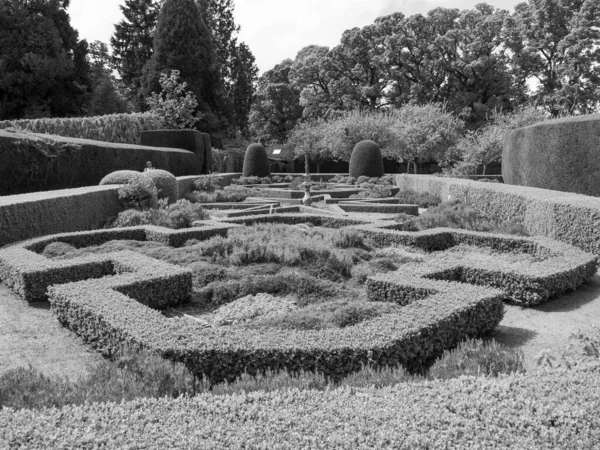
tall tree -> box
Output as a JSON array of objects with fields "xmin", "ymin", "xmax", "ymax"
[
  {"xmin": 111, "ymin": 0, "xmax": 159, "ymax": 110},
  {"xmin": 87, "ymin": 41, "xmax": 128, "ymax": 116},
  {"xmin": 143, "ymin": 0, "xmax": 225, "ymax": 133},
  {"xmin": 229, "ymin": 42, "xmax": 258, "ymax": 133},
  {"xmin": 249, "ymin": 60, "xmax": 303, "ymax": 143},
  {"xmin": 505, "ymin": 0, "xmax": 600, "ymax": 115},
  {"xmin": 0, "ymin": 0, "xmax": 89, "ymax": 119},
  {"xmin": 196, "ymin": 0, "xmax": 258, "ymax": 134},
  {"xmin": 290, "ymin": 45, "xmax": 341, "ymax": 120}
]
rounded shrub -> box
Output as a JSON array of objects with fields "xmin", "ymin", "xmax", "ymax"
[
  {"xmin": 99, "ymin": 170, "xmax": 143, "ymax": 186},
  {"xmin": 142, "ymin": 169, "xmax": 178, "ymax": 204},
  {"xmin": 349, "ymin": 140, "xmax": 384, "ymax": 178},
  {"xmin": 243, "ymin": 143, "xmax": 270, "ymax": 178}
]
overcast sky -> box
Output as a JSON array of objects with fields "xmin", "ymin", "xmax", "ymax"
[{"xmin": 68, "ymin": 0, "xmax": 524, "ymax": 74}]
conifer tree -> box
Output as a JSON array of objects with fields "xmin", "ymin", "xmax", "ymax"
[
  {"xmin": 196, "ymin": 0, "xmax": 258, "ymax": 135},
  {"xmin": 143, "ymin": 0, "xmax": 225, "ymax": 134},
  {"xmin": 110, "ymin": 0, "xmax": 159, "ymax": 110},
  {"xmin": 0, "ymin": 0, "xmax": 89, "ymax": 119}
]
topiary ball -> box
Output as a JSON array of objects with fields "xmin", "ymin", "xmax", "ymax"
[
  {"xmin": 349, "ymin": 140, "xmax": 384, "ymax": 179},
  {"xmin": 243, "ymin": 143, "xmax": 270, "ymax": 177},
  {"xmin": 142, "ymin": 169, "xmax": 179, "ymax": 204},
  {"xmin": 99, "ymin": 170, "xmax": 144, "ymax": 186}
]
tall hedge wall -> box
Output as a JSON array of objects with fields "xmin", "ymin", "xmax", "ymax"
[
  {"xmin": 503, "ymin": 113, "xmax": 600, "ymax": 196},
  {"xmin": 0, "ymin": 112, "xmax": 162, "ymax": 144},
  {"xmin": 396, "ymin": 174, "xmax": 600, "ymax": 255},
  {"xmin": 0, "ymin": 185, "xmax": 122, "ymax": 248},
  {"xmin": 0, "ymin": 129, "xmax": 201, "ymax": 195}
]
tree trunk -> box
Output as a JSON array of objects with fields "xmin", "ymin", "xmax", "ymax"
[
  {"xmin": 413, "ymin": 162, "xmax": 418, "ymax": 175},
  {"xmin": 482, "ymin": 164, "xmax": 487, "ymax": 176}
]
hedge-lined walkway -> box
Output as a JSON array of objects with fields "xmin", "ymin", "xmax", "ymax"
[{"xmin": 0, "ymin": 284, "xmax": 102, "ymax": 380}]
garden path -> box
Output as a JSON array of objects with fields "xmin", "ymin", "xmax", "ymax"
[
  {"xmin": 1, "ymin": 272, "xmax": 599, "ymax": 378},
  {"xmin": 488, "ymin": 271, "xmax": 600, "ymax": 370},
  {"xmin": 0, "ymin": 283, "xmax": 102, "ymax": 380}
]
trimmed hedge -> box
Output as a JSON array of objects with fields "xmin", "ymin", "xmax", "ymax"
[
  {"xmin": 143, "ymin": 169, "xmax": 179, "ymax": 204},
  {"xmin": 0, "ymin": 128, "xmax": 199, "ymax": 195},
  {"xmin": 0, "ymin": 224, "xmax": 234, "ymax": 302},
  {"xmin": 221, "ymin": 213, "xmax": 371, "ymax": 229},
  {"xmin": 253, "ymin": 188, "xmax": 362, "ymax": 199},
  {"xmin": 326, "ymin": 197, "xmax": 404, "ymax": 205},
  {"xmin": 349, "ymin": 140, "xmax": 384, "ymax": 178},
  {"xmin": 0, "ymin": 185, "xmax": 122, "ymax": 248},
  {"xmin": 139, "ymin": 129, "xmax": 212, "ymax": 175},
  {"xmin": 199, "ymin": 202, "xmax": 280, "ymax": 210},
  {"xmin": 243, "ymin": 143, "xmax": 270, "ymax": 178},
  {"xmin": 1, "ymin": 211, "xmax": 596, "ymax": 387},
  {"xmin": 0, "ymin": 112, "xmax": 162, "ymax": 144},
  {"xmin": 99, "ymin": 170, "xmax": 144, "ymax": 186},
  {"xmin": 2, "ymin": 366, "xmax": 599, "ymax": 448},
  {"xmin": 503, "ymin": 113, "xmax": 600, "ymax": 196},
  {"xmin": 396, "ymin": 174, "xmax": 600, "ymax": 255},
  {"xmin": 47, "ymin": 261, "xmax": 503, "ymax": 382},
  {"xmin": 353, "ymin": 224, "xmax": 598, "ymax": 306},
  {"xmin": 337, "ymin": 203, "xmax": 419, "ymax": 215}
]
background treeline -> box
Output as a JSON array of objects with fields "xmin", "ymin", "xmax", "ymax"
[
  {"xmin": 252, "ymin": 0, "xmax": 599, "ymax": 174},
  {"xmin": 251, "ymin": 1, "xmax": 600, "ymax": 140},
  {"xmin": 0, "ymin": 0, "xmax": 598, "ymax": 174},
  {"xmin": 0, "ymin": 0, "xmax": 258, "ymax": 144}
]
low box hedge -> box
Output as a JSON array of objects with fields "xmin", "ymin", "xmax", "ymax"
[
  {"xmin": 2, "ymin": 366, "xmax": 599, "ymax": 448},
  {"xmin": 253, "ymin": 188, "xmax": 362, "ymax": 199},
  {"xmin": 397, "ymin": 174, "xmax": 600, "ymax": 255},
  {"xmin": 0, "ymin": 223, "xmax": 234, "ymax": 302},
  {"xmin": 353, "ymin": 224, "xmax": 598, "ymax": 306},
  {"xmin": 48, "ymin": 267, "xmax": 504, "ymax": 383},
  {"xmin": 337, "ymin": 203, "xmax": 419, "ymax": 215},
  {"xmin": 325, "ymin": 197, "xmax": 404, "ymax": 205},
  {"xmin": 221, "ymin": 213, "xmax": 370, "ymax": 228}
]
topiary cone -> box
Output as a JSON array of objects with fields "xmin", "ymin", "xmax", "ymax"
[
  {"xmin": 349, "ymin": 140, "xmax": 384, "ymax": 178},
  {"xmin": 243, "ymin": 143, "xmax": 270, "ymax": 177}
]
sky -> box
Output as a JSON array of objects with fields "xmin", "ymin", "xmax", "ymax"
[{"xmin": 68, "ymin": 0, "xmax": 524, "ymax": 75}]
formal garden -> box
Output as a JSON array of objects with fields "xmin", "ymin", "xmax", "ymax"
[
  {"xmin": 2, "ymin": 0, "xmax": 600, "ymax": 447},
  {"xmin": 1, "ymin": 133, "xmax": 600, "ymax": 448}
]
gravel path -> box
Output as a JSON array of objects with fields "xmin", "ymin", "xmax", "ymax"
[
  {"xmin": 489, "ymin": 272, "xmax": 600, "ymax": 369},
  {"xmin": 0, "ymin": 284, "xmax": 103, "ymax": 380},
  {"xmin": 1, "ymin": 272, "xmax": 599, "ymax": 378}
]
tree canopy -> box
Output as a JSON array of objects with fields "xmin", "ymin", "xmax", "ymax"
[
  {"xmin": 142, "ymin": 0, "xmax": 225, "ymax": 133},
  {"xmin": 111, "ymin": 0, "xmax": 160, "ymax": 110},
  {"xmin": 0, "ymin": 0, "xmax": 89, "ymax": 119}
]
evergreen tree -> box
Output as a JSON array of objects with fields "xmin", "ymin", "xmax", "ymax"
[
  {"xmin": 143, "ymin": 0, "xmax": 225, "ymax": 134},
  {"xmin": 87, "ymin": 41, "xmax": 128, "ymax": 116},
  {"xmin": 230, "ymin": 42, "xmax": 258, "ymax": 134},
  {"xmin": 110, "ymin": 0, "xmax": 159, "ymax": 110},
  {"xmin": 196, "ymin": 0, "xmax": 258, "ymax": 135},
  {"xmin": 0, "ymin": 0, "xmax": 89, "ymax": 119}
]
